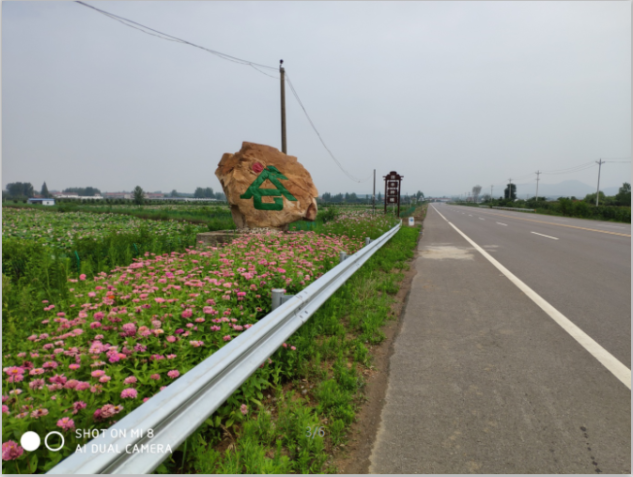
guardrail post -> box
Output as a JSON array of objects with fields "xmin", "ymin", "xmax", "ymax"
[
  {"xmin": 271, "ymin": 289, "xmax": 284, "ymax": 310},
  {"xmin": 365, "ymin": 237, "xmax": 372, "ymax": 246},
  {"xmin": 339, "ymin": 251, "xmax": 348, "ymax": 263}
]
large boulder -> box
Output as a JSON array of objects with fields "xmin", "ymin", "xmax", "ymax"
[{"xmin": 215, "ymin": 142, "xmax": 318, "ymax": 230}]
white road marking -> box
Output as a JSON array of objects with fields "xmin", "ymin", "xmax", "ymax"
[
  {"xmin": 479, "ymin": 217, "xmax": 485, "ymax": 221},
  {"xmin": 497, "ymin": 222, "xmax": 507, "ymax": 226},
  {"xmin": 531, "ymin": 232, "xmax": 559, "ymax": 240},
  {"xmin": 469, "ymin": 214, "xmax": 473, "ymax": 217},
  {"xmin": 432, "ymin": 205, "xmax": 631, "ymax": 390}
]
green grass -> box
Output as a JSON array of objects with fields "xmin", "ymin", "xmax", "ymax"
[{"xmin": 161, "ymin": 220, "xmax": 421, "ymax": 474}]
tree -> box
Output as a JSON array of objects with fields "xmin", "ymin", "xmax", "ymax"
[
  {"xmin": 169, "ymin": 190, "xmax": 179, "ymax": 198},
  {"xmin": 377, "ymin": 192, "xmax": 382, "ymax": 202},
  {"xmin": 6, "ymin": 182, "xmax": 35, "ymax": 198},
  {"xmin": 194, "ymin": 187, "xmax": 205, "ymax": 198},
  {"xmin": 63, "ymin": 187, "xmax": 101, "ymax": 196},
  {"xmin": 472, "ymin": 185, "xmax": 482, "ymax": 203},
  {"xmin": 616, "ymin": 182, "xmax": 631, "ymax": 206},
  {"xmin": 41, "ymin": 182, "xmax": 50, "ymax": 198},
  {"xmin": 133, "ymin": 186, "xmax": 145, "ymax": 206},
  {"xmin": 415, "ymin": 190, "xmax": 425, "ymax": 200},
  {"xmin": 504, "ymin": 183, "xmax": 516, "ymax": 200}
]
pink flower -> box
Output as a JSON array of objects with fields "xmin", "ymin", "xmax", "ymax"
[
  {"xmin": 2, "ymin": 441, "xmax": 24, "ymax": 461},
  {"xmin": 99, "ymin": 375, "xmax": 111, "ymax": 383},
  {"xmin": 29, "ymin": 368, "xmax": 45, "ymax": 375},
  {"xmin": 3, "ymin": 366, "xmax": 25, "ymax": 377},
  {"xmin": 167, "ymin": 354, "xmax": 177, "ymax": 359},
  {"xmin": 75, "ymin": 381, "xmax": 90, "ymax": 391},
  {"xmin": 72, "ymin": 401, "xmax": 87, "ymax": 414},
  {"xmin": 91, "ymin": 370, "xmax": 105, "ymax": 378},
  {"xmin": 121, "ymin": 388, "xmax": 138, "ymax": 399},
  {"xmin": 31, "ymin": 408, "xmax": 49, "ymax": 418},
  {"xmin": 99, "ymin": 404, "xmax": 116, "ymax": 418},
  {"xmin": 79, "ymin": 274, "xmax": 87, "ymax": 281},
  {"xmin": 240, "ymin": 404, "xmax": 248, "ymax": 415},
  {"xmin": 189, "ymin": 340, "xmax": 204, "ymax": 347},
  {"xmin": 277, "ymin": 268, "xmax": 286, "ymax": 274},
  {"xmin": 42, "ymin": 361, "xmax": 59, "ymax": 369},
  {"xmin": 210, "ymin": 325, "xmax": 221, "ymax": 332},
  {"xmin": 150, "ymin": 374, "xmax": 161, "ymax": 380},
  {"xmin": 291, "ymin": 346, "xmax": 296, "ymax": 351},
  {"xmin": 57, "ymin": 417, "xmax": 75, "ymax": 431},
  {"xmin": 203, "ymin": 306, "xmax": 215, "ymax": 314},
  {"xmin": 64, "ymin": 379, "xmax": 79, "ymax": 389},
  {"xmin": 181, "ymin": 309, "xmax": 193, "ymax": 319},
  {"xmin": 223, "ymin": 335, "xmax": 232, "ymax": 342},
  {"xmin": 124, "ymin": 376, "xmax": 137, "ymax": 384},
  {"xmin": 154, "ymin": 297, "xmax": 165, "ymax": 303},
  {"xmin": 167, "ymin": 370, "xmax": 180, "ymax": 379},
  {"xmin": 93, "ymin": 311, "xmax": 104, "ymax": 321},
  {"xmin": 166, "ymin": 336, "xmax": 177, "ymax": 343},
  {"xmin": 69, "ymin": 364, "xmax": 80, "ymax": 370},
  {"xmin": 2, "ymin": 405, "xmax": 9, "ymax": 415}
]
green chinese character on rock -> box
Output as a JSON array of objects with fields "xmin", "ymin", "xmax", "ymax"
[{"xmin": 240, "ymin": 165, "xmax": 297, "ymax": 211}]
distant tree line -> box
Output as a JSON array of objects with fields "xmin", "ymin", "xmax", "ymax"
[
  {"xmin": 460, "ymin": 182, "xmax": 631, "ymax": 223},
  {"xmin": 320, "ymin": 190, "xmax": 424, "ymax": 205}
]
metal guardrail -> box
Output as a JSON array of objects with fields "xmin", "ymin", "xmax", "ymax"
[
  {"xmin": 48, "ymin": 221, "xmax": 402, "ymax": 474},
  {"xmin": 492, "ymin": 206, "xmax": 535, "ymax": 212}
]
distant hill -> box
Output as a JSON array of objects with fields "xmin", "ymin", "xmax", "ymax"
[{"xmin": 515, "ymin": 180, "xmax": 621, "ymax": 199}]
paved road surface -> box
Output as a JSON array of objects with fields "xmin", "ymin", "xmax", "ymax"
[{"xmin": 369, "ymin": 204, "xmax": 630, "ymax": 473}]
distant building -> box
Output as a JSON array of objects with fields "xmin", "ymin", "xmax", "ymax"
[
  {"xmin": 145, "ymin": 192, "xmax": 165, "ymax": 199},
  {"xmin": 28, "ymin": 198, "xmax": 55, "ymax": 206},
  {"xmin": 103, "ymin": 192, "xmax": 132, "ymax": 199}
]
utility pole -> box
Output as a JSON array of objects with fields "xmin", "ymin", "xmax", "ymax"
[
  {"xmin": 372, "ymin": 169, "xmax": 376, "ymax": 213},
  {"xmin": 490, "ymin": 185, "xmax": 493, "ymax": 201},
  {"xmin": 535, "ymin": 170, "xmax": 541, "ymax": 200},
  {"xmin": 595, "ymin": 159, "xmax": 604, "ymax": 206},
  {"xmin": 279, "ymin": 60, "xmax": 287, "ymax": 154},
  {"xmin": 508, "ymin": 178, "xmax": 513, "ymax": 200}
]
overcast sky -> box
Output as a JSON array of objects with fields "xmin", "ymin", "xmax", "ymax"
[{"xmin": 2, "ymin": 1, "xmax": 630, "ymax": 197}]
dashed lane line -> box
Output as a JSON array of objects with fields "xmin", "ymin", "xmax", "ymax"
[
  {"xmin": 497, "ymin": 222, "xmax": 508, "ymax": 226},
  {"xmin": 457, "ymin": 208, "xmax": 631, "ymax": 238},
  {"xmin": 531, "ymin": 232, "xmax": 559, "ymax": 240},
  {"xmin": 432, "ymin": 205, "xmax": 631, "ymax": 390}
]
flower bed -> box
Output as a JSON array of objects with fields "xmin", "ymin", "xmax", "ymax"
[
  {"xmin": 2, "ymin": 228, "xmax": 366, "ymax": 472},
  {"xmin": 2, "ymin": 208, "xmax": 209, "ymax": 253}
]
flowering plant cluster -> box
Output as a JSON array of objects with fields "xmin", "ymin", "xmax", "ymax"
[
  {"xmin": 2, "ymin": 227, "xmax": 364, "ymax": 471},
  {"xmin": 2, "ymin": 208, "xmax": 209, "ymax": 252}
]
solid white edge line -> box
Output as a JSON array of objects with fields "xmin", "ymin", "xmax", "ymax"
[
  {"xmin": 531, "ymin": 231, "xmax": 559, "ymax": 240},
  {"xmin": 432, "ymin": 205, "xmax": 631, "ymax": 390},
  {"xmin": 497, "ymin": 222, "xmax": 507, "ymax": 226}
]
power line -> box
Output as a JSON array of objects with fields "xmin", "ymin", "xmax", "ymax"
[
  {"xmin": 74, "ymin": 2, "xmax": 279, "ymax": 78},
  {"xmin": 285, "ymin": 74, "xmax": 372, "ymax": 183},
  {"xmin": 75, "ymin": 1, "xmax": 372, "ymax": 183}
]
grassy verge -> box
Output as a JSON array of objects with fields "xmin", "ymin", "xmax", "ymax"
[{"xmin": 159, "ymin": 221, "xmax": 421, "ymax": 473}]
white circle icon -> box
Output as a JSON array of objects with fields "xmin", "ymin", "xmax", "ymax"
[
  {"xmin": 20, "ymin": 431, "xmax": 41, "ymax": 451},
  {"xmin": 44, "ymin": 431, "xmax": 65, "ymax": 452}
]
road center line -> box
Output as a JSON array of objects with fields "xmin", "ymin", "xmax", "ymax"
[
  {"xmin": 497, "ymin": 222, "xmax": 507, "ymax": 226},
  {"xmin": 432, "ymin": 206, "xmax": 631, "ymax": 390},
  {"xmin": 531, "ymin": 231, "xmax": 559, "ymax": 240}
]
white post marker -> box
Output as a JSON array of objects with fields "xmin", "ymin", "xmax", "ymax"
[{"xmin": 408, "ymin": 217, "xmax": 415, "ymax": 226}]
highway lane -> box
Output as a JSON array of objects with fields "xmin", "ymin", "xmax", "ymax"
[
  {"xmin": 370, "ymin": 204, "xmax": 630, "ymax": 473},
  {"xmin": 439, "ymin": 204, "xmax": 631, "ymax": 366}
]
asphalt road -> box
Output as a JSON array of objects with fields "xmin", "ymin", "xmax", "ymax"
[{"xmin": 369, "ymin": 203, "xmax": 630, "ymax": 473}]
